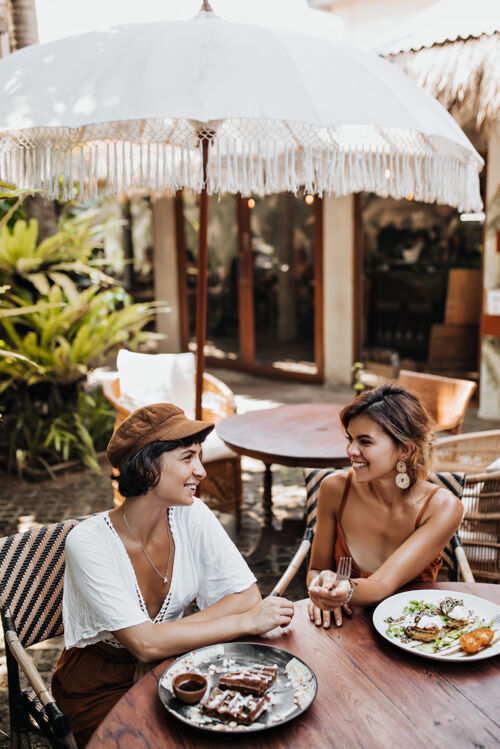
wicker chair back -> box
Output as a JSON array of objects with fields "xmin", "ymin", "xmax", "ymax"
[
  {"xmin": 0, "ymin": 518, "xmax": 84, "ymax": 648},
  {"xmin": 302, "ymin": 469, "xmax": 468, "ymax": 581},
  {"xmin": 397, "ymin": 369, "xmax": 476, "ymax": 434}
]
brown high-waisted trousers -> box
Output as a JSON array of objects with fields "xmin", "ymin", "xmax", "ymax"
[{"xmin": 52, "ymin": 642, "xmax": 138, "ymax": 747}]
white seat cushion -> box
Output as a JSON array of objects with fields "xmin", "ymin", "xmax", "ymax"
[
  {"xmin": 486, "ymin": 456, "xmax": 500, "ymax": 472},
  {"xmin": 115, "ymin": 350, "xmax": 237, "ymax": 463},
  {"xmin": 116, "ymin": 350, "xmax": 196, "ymax": 418},
  {"xmin": 202, "ymin": 430, "xmax": 237, "ymax": 462}
]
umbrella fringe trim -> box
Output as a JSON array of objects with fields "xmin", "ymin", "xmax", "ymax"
[{"xmin": 0, "ymin": 136, "xmax": 482, "ymax": 211}]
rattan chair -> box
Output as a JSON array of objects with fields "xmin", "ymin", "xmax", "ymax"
[
  {"xmin": 102, "ymin": 373, "xmax": 242, "ymax": 528},
  {"xmin": 397, "ymin": 369, "xmax": 477, "ymax": 434},
  {"xmin": 271, "ymin": 470, "xmax": 473, "ymax": 596},
  {"xmin": 0, "ymin": 519, "xmax": 85, "ymax": 748},
  {"xmin": 435, "ymin": 430, "xmax": 500, "ymax": 582},
  {"xmin": 434, "ymin": 429, "xmax": 500, "ymax": 474}
]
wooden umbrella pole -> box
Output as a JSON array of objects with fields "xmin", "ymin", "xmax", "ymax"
[{"xmin": 195, "ymin": 137, "xmax": 209, "ymax": 420}]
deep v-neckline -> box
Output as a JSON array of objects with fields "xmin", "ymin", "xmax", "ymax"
[
  {"xmin": 105, "ymin": 509, "xmax": 176, "ymax": 622},
  {"xmin": 335, "ymin": 472, "xmax": 441, "ymax": 577}
]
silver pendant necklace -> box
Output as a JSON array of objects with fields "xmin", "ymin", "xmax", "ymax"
[{"xmin": 122, "ymin": 506, "xmax": 171, "ymax": 584}]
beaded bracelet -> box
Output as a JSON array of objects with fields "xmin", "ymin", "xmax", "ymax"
[{"xmin": 344, "ymin": 579, "xmax": 355, "ymax": 605}]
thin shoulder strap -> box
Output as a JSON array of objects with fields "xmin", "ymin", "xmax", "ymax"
[
  {"xmin": 337, "ymin": 470, "xmax": 353, "ymax": 521},
  {"xmin": 414, "ymin": 485, "xmax": 440, "ymax": 528}
]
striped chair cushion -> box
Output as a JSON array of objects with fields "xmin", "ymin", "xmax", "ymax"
[
  {"xmin": 303, "ymin": 469, "xmax": 465, "ymax": 579},
  {"xmin": 303, "ymin": 468, "xmax": 339, "ymax": 534},
  {"xmin": 0, "ymin": 517, "xmax": 87, "ymax": 647}
]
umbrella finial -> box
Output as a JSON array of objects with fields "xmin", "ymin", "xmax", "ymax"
[{"xmin": 200, "ymin": 0, "xmax": 214, "ymax": 11}]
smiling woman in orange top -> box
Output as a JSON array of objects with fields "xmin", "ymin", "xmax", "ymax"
[{"xmin": 307, "ymin": 383, "xmax": 463, "ymax": 628}]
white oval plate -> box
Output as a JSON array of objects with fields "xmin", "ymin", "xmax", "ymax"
[{"xmin": 373, "ymin": 589, "xmax": 500, "ymax": 662}]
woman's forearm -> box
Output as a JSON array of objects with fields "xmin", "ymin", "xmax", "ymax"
[
  {"xmin": 117, "ymin": 611, "xmax": 252, "ymax": 662},
  {"xmin": 347, "ymin": 576, "xmax": 393, "ymax": 606},
  {"xmin": 183, "ymin": 584, "xmax": 261, "ymax": 623},
  {"xmin": 308, "ymin": 568, "xmax": 393, "ymax": 607},
  {"xmin": 115, "ymin": 591, "xmax": 293, "ymax": 662}
]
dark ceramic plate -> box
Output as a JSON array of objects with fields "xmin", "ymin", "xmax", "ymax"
[{"xmin": 157, "ymin": 642, "xmax": 317, "ymax": 734}]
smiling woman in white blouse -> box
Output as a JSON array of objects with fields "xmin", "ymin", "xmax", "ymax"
[{"xmin": 52, "ymin": 402, "xmax": 294, "ymax": 747}]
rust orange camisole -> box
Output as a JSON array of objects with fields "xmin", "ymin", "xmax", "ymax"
[{"xmin": 333, "ymin": 471, "xmax": 442, "ymax": 583}]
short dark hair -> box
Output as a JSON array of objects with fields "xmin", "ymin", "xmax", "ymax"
[
  {"xmin": 340, "ymin": 382, "xmax": 434, "ymax": 486},
  {"xmin": 117, "ymin": 428, "xmax": 212, "ymax": 498}
]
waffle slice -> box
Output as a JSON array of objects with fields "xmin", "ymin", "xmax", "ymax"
[
  {"xmin": 218, "ymin": 664, "xmax": 278, "ymax": 695},
  {"xmin": 201, "ymin": 687, "xmax": 269, "ymax": 725}
]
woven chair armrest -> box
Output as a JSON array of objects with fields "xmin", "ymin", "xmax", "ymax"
[
  {"xmin": 4, "ymin": 626, "xmax": 55, "ymax": 709},
  {"xmin": 465, "ymin": 470, "xmax": 500, "ymax": 483},
  {"xmin": 437, "ymin": 429, "xmax": 500, "ymax": 447},
  {"xmin": 8, "ymin": 628, "xmax": 78, "ymax": 749},
  {"xmin": 462, "ymin": 539, "xmax": 500, "ymax": 549},
  {"xmin": 449, "ymin": 533, "xmax": 475, "ymax": 583},
  {"xmin": 463, "ymin": 512, "xmax": 500, "ymax": 521},
  {"xmin": 270, "ymin": 536, "xmax": 312, "ymax": 597}
]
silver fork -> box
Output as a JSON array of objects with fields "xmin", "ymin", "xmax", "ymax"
[{"xmin": 336, "ymin": 556, "xmax": 352, "ymax": 583}]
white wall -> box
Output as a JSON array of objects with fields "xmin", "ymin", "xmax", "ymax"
[
  {"xmin": 310, "ymin": 0, "xmax": 436, "ymax": 48},
  {"xmin": 323, "ymin": 194, "xmax": 355, "ymax": 386},
  {"xmin": 479, "ymin": 121, "xmax": 500, "ymax": 419},
  {"xmin": 151, "ymin": 196, "xmax": 182, "ymax": 352}
]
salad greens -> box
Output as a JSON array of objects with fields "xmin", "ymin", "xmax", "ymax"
[{"xmin": 384, "ymin": 599, "xmax": 490, "ymax": 653}]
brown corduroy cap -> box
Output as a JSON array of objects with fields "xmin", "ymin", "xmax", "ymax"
[{"xmin": 106, "ymin": 403, "xmax": 214, "ymax": 469}]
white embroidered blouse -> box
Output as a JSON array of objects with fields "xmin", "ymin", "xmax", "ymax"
[{"xmin": 62, "ymin": 497, "xmax": 256, "ymax": 649}]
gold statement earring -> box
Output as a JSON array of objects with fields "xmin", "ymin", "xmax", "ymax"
[{"xmin": 395, "ymin": 460, "xmax": 410, "ymax": 489}]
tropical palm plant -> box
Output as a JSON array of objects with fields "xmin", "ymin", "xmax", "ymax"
[{"xmin": 0, "ymin": 192, "xmax": 167, "ymax": 477}]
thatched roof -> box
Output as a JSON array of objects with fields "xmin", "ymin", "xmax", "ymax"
[
  {"xmin": 388, "ymin": 32, "xmax": 500, "ymax": 138},
  {"xmin": 0, "ymin": 0, "xmax": 38, "ymax": 52},
  {"xmin": 0, "ymin": 0, "xmax": 15, "ymax": 50}
]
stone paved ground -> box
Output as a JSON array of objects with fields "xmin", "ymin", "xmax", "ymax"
[{"xmin": 1, "ymin": 369, "xmax": 498, "ymax": 746}]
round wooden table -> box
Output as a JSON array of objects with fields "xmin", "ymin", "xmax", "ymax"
[
  {"xmin": 216, "ymin": 404, "xmax": 350, "ymax": 561},
  {"xmin": 87, "ymin": 584, "xmax": 500, "ymax": 749}
]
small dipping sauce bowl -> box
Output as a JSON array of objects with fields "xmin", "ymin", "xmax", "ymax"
[{"xmin": 172, "ymin": 673, "xmax": 207, "ymax": 704}]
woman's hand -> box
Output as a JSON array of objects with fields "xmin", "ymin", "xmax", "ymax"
[
  {"xmin": 244, "ymin": 596, "xmax": 294, "ymax": 635},
  {"xmin": 308, "ymin": 570, "xmax": 351, "ymax": 628}
]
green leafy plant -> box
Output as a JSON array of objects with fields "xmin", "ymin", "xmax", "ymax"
[
  {"xmin": 1, "ymin": 385, "xmax": 114, "ymax": 478},
  {"xmin": 0, "ymin": 195, "xmax": 166, "ymax": 477}
]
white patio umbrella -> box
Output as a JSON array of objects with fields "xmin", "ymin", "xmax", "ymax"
[{"xmin": 0, "ymin": 2, "xmax": 483, "ymax": 416}]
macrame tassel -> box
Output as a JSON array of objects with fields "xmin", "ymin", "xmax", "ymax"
[
  {"xmin": 256, "ymin": 141, "xmax": 263, "ymax": 195},
  {"xmin": 248, "ymin": 139, "xmax": 255, "ymax": 194},
  {"xmin": 197, "ymin": 140, "xmax": 203, "ymax": 192},
  {"xmin": 51, "ymin": 147, "xmax": 57, "ymax": 197},
  {"xmin": 225, "ymin": 137, "xmax": 233, "ymax": 194},
  {"xmin": 121, "ymin": 141, "xmax": 126, "ymax": 195},
  {"xmin": 24, "ymin": 148, "xmax": 30, "ymax": 190},
  {"xmin": 291, "ymin": 145, "xmax": 298, "ymax": 194},
  {"xmin": 206, "ymin": 139, "xmax": 213, "ymax": 193},
  {"xmin": 271, "ymin": 141, "xmax": 278, "ymax": 193},
  {"xmin": 93, "ymin": 146, "xmax": 99, "ymax": 198},
  {"xmin": 170, "ymin": 141, "xmax": 175, "ymax": 192},
  {"xmin": 239, "ymin": 139, "xmax": 247, "ymax": 195},
  {"xmin": 146, "ymin": 142, "xmax": 151, "ymax": 189},
  {"xmin": 160, "ymin": 141, "xmax": 167, "ymax": 192},
  {"xmin": 316, "ymin": 147, "xmax": 324, "ymax": 198},
  {"xmin": 325, "ymin": 149, "xmax": 335, "ymax": 194}
]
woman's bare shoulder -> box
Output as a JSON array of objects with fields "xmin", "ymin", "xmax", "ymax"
[
  {"xmin": 420, "ymin": 481, "xmax": 464, "ymax": 521},
  {"xmin": 319, "ymin": 469, "xmax": 351, "ymax": 508}
]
